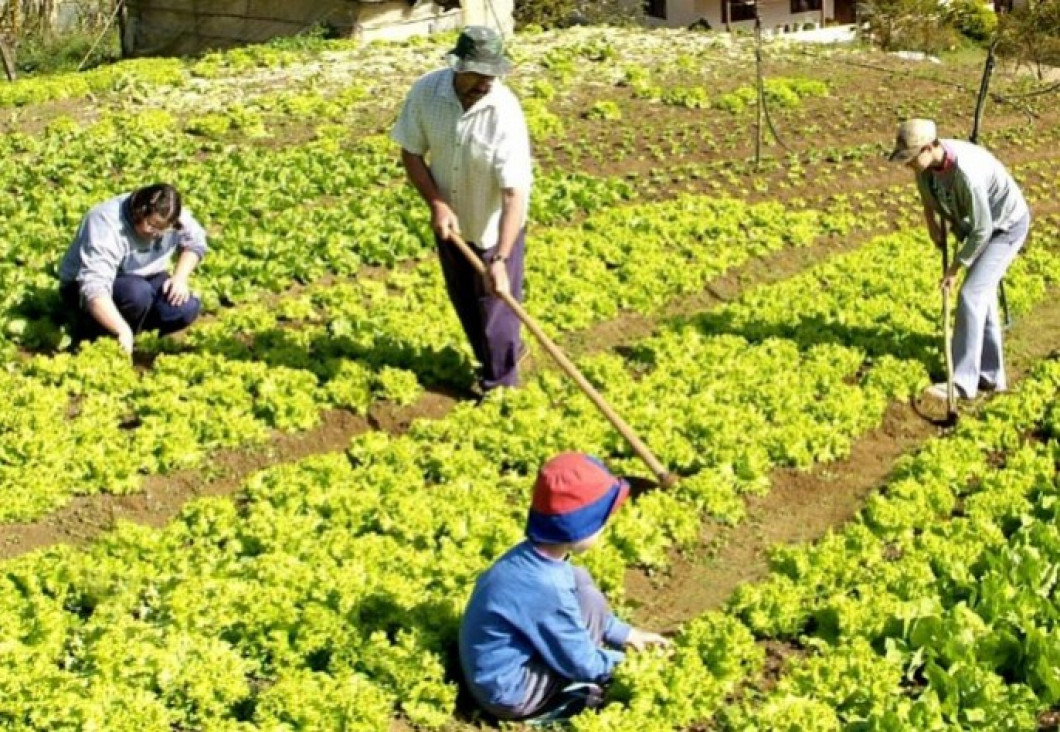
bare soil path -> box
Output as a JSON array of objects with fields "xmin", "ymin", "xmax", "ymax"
[
  {"xmin": 0, "ymin": 222, "xmax": 893, "ymax": 560},
  {"xmin": 4, "ymin": 224, "xmax": 1059, "ymax": 570},
  {"xmin": 626, "ymin": 287, "xmax": 1060, "ymax": 630}
]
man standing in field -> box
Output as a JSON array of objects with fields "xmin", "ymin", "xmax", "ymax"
[
  {"xmin": 391, "ymin": 25, "xmax": 532, "ymax": 395},
  {"xmin": 58, "ymin": 183, "xmax": 207, "ymax": 354},
  {"xmin": 889, "ymin": 118, "xmax": 1030, "ymax": 400}
]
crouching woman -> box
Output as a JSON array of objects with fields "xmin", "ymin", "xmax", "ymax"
[{"xmin": 58, "ymin": 182, "xmax": 207, "ymax": 354}]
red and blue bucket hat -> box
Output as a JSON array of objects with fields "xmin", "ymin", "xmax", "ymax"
[{"xmin": 526, "ymin": 453, "xmax": 630, "ymax": 544}]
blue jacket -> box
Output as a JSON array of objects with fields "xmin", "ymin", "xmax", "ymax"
[{"xmin": 459, "ymin": 541, "xmax": 630, "ymax": 711}]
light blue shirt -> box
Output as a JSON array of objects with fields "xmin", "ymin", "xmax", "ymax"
[
  {"xmin": 459, "ymin": 541, "xmax": 630, "ymax": 711},
  {"xmin": 58, "ymin": 193, "xmax": 208, "ymax": 304}
]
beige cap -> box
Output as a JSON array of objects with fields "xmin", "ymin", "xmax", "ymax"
[{"xmin": 888, "ymin": 118, "xmax": 938, "ymax": 163}]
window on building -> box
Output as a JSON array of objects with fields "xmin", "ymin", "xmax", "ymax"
[
  {"xmin": 644, "ymin": 0, "xmax": 667, "ymax": 19},
  {"xmin": 724, "ymin": 0, "xmax": 757, "ymax": 23},
  {"xmin": 790, "ymin": 0, "xmax": 822, "ymax": 12}
]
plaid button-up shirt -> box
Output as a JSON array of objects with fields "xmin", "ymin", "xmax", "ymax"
[{"xmin": 392, "ymin": 68, "xmax": 532, "ymax": 250}]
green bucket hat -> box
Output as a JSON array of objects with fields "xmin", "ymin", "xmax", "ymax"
[{"xmin": 446, "ymin": 25, "xmax": 512, "ymax": 77}]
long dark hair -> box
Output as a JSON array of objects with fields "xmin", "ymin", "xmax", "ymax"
[{"xmin": 129, "ymin": 183, "xmax": 184, "ymax": 231}]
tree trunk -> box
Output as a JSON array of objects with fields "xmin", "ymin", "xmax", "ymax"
[{"xmin": 0, "ymin": 37, "xmax": 16, "ymax": 81}]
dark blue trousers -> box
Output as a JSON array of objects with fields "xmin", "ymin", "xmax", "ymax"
[
  {"xmin": 61, "ymin": 272, "xmax": 201, "ymax": 340},
  {"xmin": 436, "ymin": 229, "xmax": 525, "ymax": 390}
]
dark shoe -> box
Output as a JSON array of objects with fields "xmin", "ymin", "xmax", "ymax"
[
  {"xmin": 978, "ymin": 377, "xmax": 1005, "ymax": 394},
  {"xmin": 525, "ymin": 683, "xmax": 605, "ymax": 727}
]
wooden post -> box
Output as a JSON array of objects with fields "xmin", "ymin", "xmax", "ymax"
[
  {"xmin": 0, "ymin": 37, "xmax": 15, "ymax": 81},
  {"xmin": 970, "ymin": 37, "xmax": 998, "ymax": 145},
  {"xmin": 6, "ymin": 0, "xmax": 21, "ymax": 39},
  {"xmin": 968, "ymin": 35, "xmax": 1011, "ymax": 329},
  {"xmin": 754, "ymin": 3, "xmax": 763, "ymax": 167}
]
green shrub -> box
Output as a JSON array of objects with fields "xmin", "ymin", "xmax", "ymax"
[
  {"xmin": 12, "ymin": 27, "xmax": 120, "ymax": 76},
  {"xmin": 996, "ymin": 1, "xmax": 1060, "ymax": 74},
  {"xmin": 944, "ymin": 0, "xmax": 998, "ymax": 43},
  {"xmin": 859, "ymin": 0, "xmax": 961, "ymax": 54},
  {"xmin": 514, "ymin": 0, "xmax": 645, "ymax": 29}
]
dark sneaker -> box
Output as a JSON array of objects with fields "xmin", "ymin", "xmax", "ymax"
[{"xmin": 978, "ymin": 377, "xmax": 1004, "ymax": 393}]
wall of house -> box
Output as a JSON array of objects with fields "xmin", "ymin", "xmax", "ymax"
[
  {"xmin": 352, "ymin": 1, "xmax": 459, "ymax": 41},
  {"xmin": 354, "ymin": 0, "xmax": 513, "ymax": 40},
  {"xmin": 646, "ymin": 0, "xmax": 833, "ymax": 32},
  {"xmin": 122, "ymin": 0, "xmax": 356, "ymax": 56},
  {"xmin": 122, "ymin": 0, "xmax": 512, "ymax": 58},
  {"xmin": 462, "ymin": 0, "xmax": 513, "ymax": 35}
]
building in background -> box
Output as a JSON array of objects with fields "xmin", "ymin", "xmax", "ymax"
[
  {"xmin": 118, "ymin": 0, "xmax": 513, "ymax": 57},
  {"xmin": 643, "ymin": 0, "xmax": 857, "ymax": 31}
]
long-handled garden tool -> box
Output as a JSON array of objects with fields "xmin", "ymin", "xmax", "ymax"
[
  {"xmin": 940, "ymin": 219, "xmax": 959, "ymax": 426},
  {"xmin": 447, "ymin": 232, "xmax": 679, "ymax": 489}
]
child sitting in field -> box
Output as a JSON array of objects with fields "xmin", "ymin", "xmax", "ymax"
[{"xmin": 459, "ymin": 452, "xmax": 670, "ymax": 723}]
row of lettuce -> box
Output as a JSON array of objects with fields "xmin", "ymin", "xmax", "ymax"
[
  {"xmin": 1, "ymin": 214, "xmax": 1058, "ymax": 727},
  {"xmin": 576, "ymin": 352, "xmax": 1060, "ymax": 731},
  {"xmin": 3, "ymin": 155, "xmax": 1057, "ymax": 525},
  {"xmin": 0, "ymin": 191, "xmax": 868, "ymax": 522},
  {"xmin": 4, "ymin": 97, "xmax": 1057, "ymax": 358},
  {"xmin": 0, "ymin": 113, "xmax": 634, "ymax": 353}
]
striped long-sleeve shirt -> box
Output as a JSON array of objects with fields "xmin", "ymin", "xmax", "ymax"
[{"xmin": 917, "ymin": 139, "xmax": 1029, "ymax": 266}]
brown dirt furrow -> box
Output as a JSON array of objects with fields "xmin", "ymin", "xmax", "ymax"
[
  {"xmin": 0, "ymin": 224, "xmax": 891, "ymax": 560},
  {"xmin": 0, "ymin": 392, "xmax": 459, "ymax": 559},
  {"xmin": 625, "ymin": 400, "xmax": 933, "ymax": 630},
  {"xmin": 625, "ymin": 282, "xmax": 1060, "ymax": 630}
]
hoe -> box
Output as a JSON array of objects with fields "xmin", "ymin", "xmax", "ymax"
[
  {"xmin": 940, "ymin": 219, "xmax": 959, "ymax": 427},
  {"xmin": 448, "ymin": 232, "xmax": 679, "ymax": 489}
]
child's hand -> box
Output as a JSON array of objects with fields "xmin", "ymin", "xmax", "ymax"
[{"xmin": 625, "ymin": 628, "xmax": 671, "ymax": 652}]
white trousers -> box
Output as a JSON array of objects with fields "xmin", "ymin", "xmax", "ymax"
[{"xmin": 952, "ymin": 214, "xmax": 1030, "ymax": 398}]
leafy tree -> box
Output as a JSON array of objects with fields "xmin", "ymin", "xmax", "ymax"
[
  {"xmin": 857, "ymin": 0, "xmax": 961, "ymax": 54},
  {"xmin": 514, "ymin": 0, "xmax": 644, "ymax": 30},
  {"xmin": 996, "ymin": 0, "xmax": 1060, "ymax": 78}
]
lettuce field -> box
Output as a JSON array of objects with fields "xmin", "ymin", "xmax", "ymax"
[{"xmin": 2, "ymin": 24, "xmax": 1060, "ymax": 731}]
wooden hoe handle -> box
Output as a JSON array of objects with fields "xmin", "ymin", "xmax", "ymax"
[
  {"xmin": 940, "ymin": 220, "xmax": 958, "ymax": 419},
  {"xmin": 447, "ymin": 232, "xmax": 678, "ymax": 488}
]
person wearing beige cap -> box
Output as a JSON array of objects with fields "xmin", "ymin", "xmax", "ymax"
[{"xmin": 889, "ymin": 118, "xmax": 1030, "ymax": 400}]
